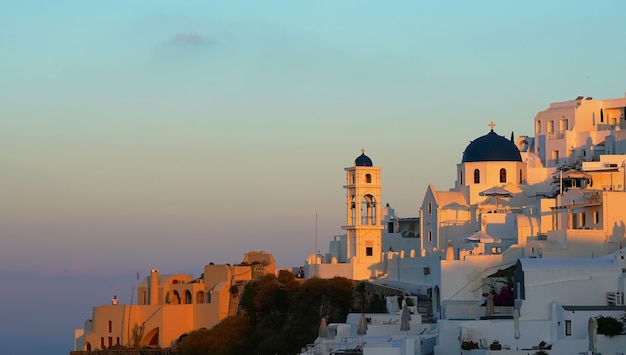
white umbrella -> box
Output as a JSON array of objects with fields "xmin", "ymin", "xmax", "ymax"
[
  {"xmin": 357, "ymin": 313, "xmax": 368, "ymax": 336},
  {"xmin": 400, "ymin": 300, "xmax": 411, "ymax": 332},
  {"xmin": 318, "ymin": 317, "xmax": 328, "ymax": 339},
  {"xmin": 445, "ymin": 240, "xmax": 455, "ymax": 260},
  {"xmin": 480, "ymin": 186, "xmax": 513, "ymax": 211},
  {"xmin": 463, "ymin": 230, "xmax": 501, "ymax": 244},
  {"xmin": 392, "ymin": 297, "xmax": 400, "ymax": 313},
  {"xmin": 588, "ymin": 317, "xmax": 598, "ymax": 353}
]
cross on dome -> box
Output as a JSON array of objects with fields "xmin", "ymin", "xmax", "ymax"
[
  {"xmin": 361, "ymin": 148, "xmax": 366, "ymax": 154},
  {"xmin": 488, "ymin": 121, "xmax": 496, "ymax": 131}
]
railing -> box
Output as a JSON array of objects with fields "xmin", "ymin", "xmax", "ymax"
[
  {"xmin": 548, "ymin": 131, "xmax": 565, "ymax": 140},
  {"xmin": 607, "ymin": 291, "xmax": 624, "ymax": 305}
]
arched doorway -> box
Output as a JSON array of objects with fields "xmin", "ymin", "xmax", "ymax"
[{"xmin": 142, "ymin": 327, "xmax": 159, "ymax": 347}]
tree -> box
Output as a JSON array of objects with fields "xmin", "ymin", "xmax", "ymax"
[
  {"xmin": 178, "ymin": 316, "xmax": 251, "ymax": 355},
  {"xmin": 597, "ymin": 315, "xmax": 624, "ymax": 337}
]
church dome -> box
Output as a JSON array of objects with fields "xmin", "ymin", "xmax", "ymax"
[
  {"xmin": 462, "ymin": 130, "xmax": 522, "ymax": 163},
  {"xmin": 355, "ymin": 151, "xmax": 373, "ymax": 166}
]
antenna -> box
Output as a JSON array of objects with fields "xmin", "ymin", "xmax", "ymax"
[{"xmin": 315, "ymin": 213, "xmax": 318, "ymax": 254}]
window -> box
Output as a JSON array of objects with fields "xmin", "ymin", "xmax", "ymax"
[
  {"xmin": 552, "ymin": 150, "xmax": 559, "ymax": 165},
  {"xmin": 491, "ymin": 247, "xmax": 502, "ymax": 254},
  {"xmin": 548, "ymin": 120, "xmax": 554, "ymax": 133},
  {"xmin": 108, "ymin": 337, "xmax": 113, "ymax": 348},
  {"xmin": 116, "ymin": 338, "xmax": 120, "ymax": 346},
  {"xmin": 474, "ymin": 169, "xmax": 480, "ymax": 184},
  {"xmin": 366, "ymin": 247, "xmax": 373, "ymax": 256},
  {"xmin": 565, "ymin": 320, "xmax": 572, "ymax": 336},
  {"xmin": 560, "ymin": 118, "xmax": 568, "ymax": 131},
  {"xmin": 428, "ymin": 230, "xmax": 432, "ymax": 243},
  {"xmin": 579, "ymin": 212, "xmax": 586, "ymax": 227},
  {"xmin": 594, "ymin": 211, "xmax": 599, "ymax": 224},
  {"xmin": 600, "ymin": 108, "xmax": 604, "ymax": 122},
  {"xmin": 519, "ymin": 169, "xmax": 523, "ymax": 184},
  {"xmin": 365, "ymin": 174, "xmax": 372, "ymax": 183},
  {"xmin": 536, "ymin": 120, "xmax": 541, "ymax": 133},
  {"xmin": 361, "ymin": 195, "xmax": 376, "ymax": 225},
  {"xmin": 388, "ymin": 222, "xmax": 394, "ymax": 233},
  {"xmin": 100, "ymin": 338, "xmax": 105, "ymax": 350},
  {"xmin": 108, "ymin": 321, "xmax": 112, "ymax": 333},
  {"xmin": 459, "ymin": 171, "xmax": 463, "ymax": 185},
  {"xmin": 428, "ymin": 202, "xmax": 432, "ymax": 214},
  {"xmin": 196, "ymin": 291, "xmax": 205, "ymax": 304},
  {"xmin": 499, "ymin": 168, "xmax": 507, "ymax": 183}
]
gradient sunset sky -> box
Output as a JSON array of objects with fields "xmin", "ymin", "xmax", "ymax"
[{"xmin": 2, "ymin": 1, "xmax": 626, "ymax": 354}]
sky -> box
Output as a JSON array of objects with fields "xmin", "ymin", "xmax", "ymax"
[{"xmin": 2, "ymin": 1, "xmax": 626, "ymax": 354}]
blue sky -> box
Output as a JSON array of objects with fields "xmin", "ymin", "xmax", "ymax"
[{"xmin": 2, "ymin": 1, "xmax": 626, "ymax": 354}]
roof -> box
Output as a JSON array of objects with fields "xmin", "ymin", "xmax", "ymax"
[
  {"xmin": 355, "ymin": 152, "xmax": 373, "ymax": 166},
  {"xmin": 462, "ymin": 130, "xmax": 522, "ymax": 163},
  {"xmin": 433, "ymin": 190, "xmax": 468, "ymax": 207},
  {"xmin": 563, "ymin": 305, "xmax": 626, "ymax": 311}
]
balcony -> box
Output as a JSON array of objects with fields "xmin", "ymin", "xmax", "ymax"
[{"xmin": 547, "ymin": 131, "xmax": 564, "ymax": 140}]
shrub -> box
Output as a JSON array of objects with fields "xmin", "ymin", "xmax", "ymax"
[
  {"xmin": 597, "ymin": 315, "xmax": 624, "ymax": 337},
  {"xmin": 461, "ymin": 340, "xmax": 479, "ymax": 350}
]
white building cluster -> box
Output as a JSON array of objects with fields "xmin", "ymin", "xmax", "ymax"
[{"xmin": 304, "ymin": 94, "xmax": 626, "ymax": 355}]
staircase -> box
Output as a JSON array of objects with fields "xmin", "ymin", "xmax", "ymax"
[
  {"xmin": 228, "ymin": 281, "xmax": 247, "ymax": 316},
  {"xmin": 416, "ymin": 294, "xmax": 435, "ymax": 323}
]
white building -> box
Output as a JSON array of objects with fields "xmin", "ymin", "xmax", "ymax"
[{"xmin": 310, "ymin": 94, "xmax": 626, "ymax": 355}]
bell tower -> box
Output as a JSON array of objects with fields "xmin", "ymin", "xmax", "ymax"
[{"xmin": 342, "ymin": 149, "xmax": 384, "ymax": 264}]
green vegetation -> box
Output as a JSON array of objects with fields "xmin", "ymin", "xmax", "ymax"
[
  {"xmin": 178, "ymin": 272, "xmax": 392, "ymax": 355},
  {"xmin": 597, "ymin": 315, "xmax": 624, "ymax": 337}
]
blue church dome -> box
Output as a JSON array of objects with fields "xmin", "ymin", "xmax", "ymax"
[
  {"xmin": 462, "ymin": 130, "xmax": 522, "ymax": 163},
  {"xmin": 355, "ymin": 151, "xmax": 373, "ymax": 166}
]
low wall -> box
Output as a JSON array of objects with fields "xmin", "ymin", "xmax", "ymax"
[{"xmin": 70, "ymin": 348, "xmax": 176, "ymax": 355}]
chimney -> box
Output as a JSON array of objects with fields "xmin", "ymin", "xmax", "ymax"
[{"xmin": 150, "ymin": 269, "xmax": 159, "ymax": 305}]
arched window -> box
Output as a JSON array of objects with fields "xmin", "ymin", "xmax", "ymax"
[
  {"xmin": 474, "ymin": 169, "xmax": 480, "ymax": 184},
  {"xmin": 196, "ymin": 291, "xmax": 205, "ymax": 304},
  {"xmin": 536, "ymin": 120, "xmax": 541, "ymax": 133},
  {"xmin": 172, "ymin": 291, "xmax": 181, "ymax": 304},
  {"xmin": 365, "ymin": 174, "xmax": 372, "ymax": 183},
  {"xmin": 500, "ymin": 168, "xmax": 507, "ymax": 183},
  {"xmin": 361, "ymin": 195, "xmax": 376, "ymax": 225},
  {"xmin": 185, "ymin": 290, "xmax": 192, "ymax": 304},
  {"xmin": 350, "ymin": 196, "xmax": 356, "ymax": 225}
]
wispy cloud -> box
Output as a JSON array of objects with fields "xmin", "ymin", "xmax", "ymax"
[{"xmin": 167, "ymin": 32, "xmax": 216, "ymax": 47}]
